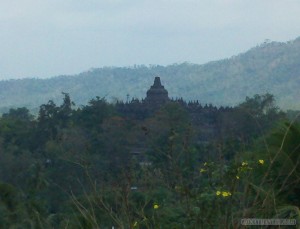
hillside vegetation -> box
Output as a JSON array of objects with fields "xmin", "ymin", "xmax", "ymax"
[
  {"xmin": 1, "ymin": 37, "xmax": 300, "ymax": 112},
  {"xmin": 0, "ymin": 94, "xmax": 299, "ymax": 228}
]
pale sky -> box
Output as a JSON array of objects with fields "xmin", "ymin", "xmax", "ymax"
[{"xmin": 1, "ymin": 0, "xmax": 300, "ymax": 79}]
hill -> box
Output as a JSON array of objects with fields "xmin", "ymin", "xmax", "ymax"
[{"xmin": 1, "ymin": 37, "xmax": 300, "ymax": 112}]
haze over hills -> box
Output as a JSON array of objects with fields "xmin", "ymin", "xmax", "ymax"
[{"xmin": 1, "ymin": 36, "xmax": 300, "ymax": 113}]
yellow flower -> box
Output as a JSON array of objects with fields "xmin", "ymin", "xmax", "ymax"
[
  {"xmin": 236, "ymin": 176, "xmax": 240, "ymax": 179},
  {"xmin": 200, "ymin": 168, "xmax": 206, "ymax": 173},
  {"xmin": 133, "ymin": 221, "xmax": 138, "ymax": 227},
  {"xmin": 258, "ymin": 159, "xmax": 264, "ymax": 165},
  {"xmin": 242, "ymin": 162, "xmax": 248, "ymax": 166},
  {"xmin": 153, "ymin": 204, "xmax": 159, "ymax": 209},
  {"xmin": 216, "ymin": 191, "xmax": 221, "ymax": 196},
  {"xmin": 222, "ymin": 192, "xmax": 228, "ymax": 197},
  {"xmin": 222, "ymin": 191, "xmax": 232, "ymax": 197}
]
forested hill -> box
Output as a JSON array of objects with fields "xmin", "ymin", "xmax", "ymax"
[{"xmin": 1, "ymin": 37, "xmax": 300, "ymax": 112}]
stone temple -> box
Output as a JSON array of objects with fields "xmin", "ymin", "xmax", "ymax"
[
  {"xmin": 115, "ymin": 76, "xmax": 233, "ymax": 143},
  {"xmin": 144, "ymin": 76, "xmax": 169, "ymax": 105}
]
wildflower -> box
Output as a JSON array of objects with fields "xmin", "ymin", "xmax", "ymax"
[
  {"xmin": 236, "ymin": 176, "xmax": 240, "ymax": 179},
  {"xmin": 222, "ymin": 191, "xmax": 232, "ymax": 197},
  {"xmin": 242, "ymin": 162, "xmax": 248, "ymax": 166},
  {"xmin": 216, "ymin": 191, "xmax": 221, "ymax": 196},
  {"xmin": 133, "ymin": 221, "xmax": 138, "ymax": 227},
  {"xmin": 200, "ymin": 168, "xmax": 206, "ymax": 173},
  {"xmin": 153, "ymin": 204, "xmax": 159, "ymax": 209},
  {"xmin": 258, "ymin": 159, "xmax": 264, "ymax": 165}
]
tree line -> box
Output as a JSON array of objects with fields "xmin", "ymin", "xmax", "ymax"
[{"xmin": 0, "ymin": 93, "xmax": 299, "ymax": 228}]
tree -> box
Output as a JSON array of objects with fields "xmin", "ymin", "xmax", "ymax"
[
  {"xmin": 2, "ymin": 107, "xmax": 34, "ymax": 121},
  {"xmin": 220, "ymin": 94, "xmax": 285, "ymax": 145},
  {"xmin": 0, "ymin": 108, "xmax": 35, "ymax": 152}
]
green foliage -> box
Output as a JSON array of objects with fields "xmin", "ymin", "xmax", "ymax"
[
  {"xmin": 0, "ymin": 93, "xmax": 297, "ymax": 228},
  {"xmin": 216, "ymin": 94, "xmax": 285, "ymax": 149},
  {"xmin": 257, "ymin": 122, "xmax": 300, "ymax": 206}
]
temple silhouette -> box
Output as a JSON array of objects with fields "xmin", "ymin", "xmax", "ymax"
[
  {"xmin": 144, "ymin": 76, "xmax": 169, "ymax": 105},
  {"xmin": 116, "ymin": 76, "xmax": 233, "ymax": 142}
]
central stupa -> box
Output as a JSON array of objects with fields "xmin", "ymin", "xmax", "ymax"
[{"xmin": 145, "ymin": 76, "xmax": 169, "ymax": 105}]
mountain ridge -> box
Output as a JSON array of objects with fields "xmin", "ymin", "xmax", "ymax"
[{"xmin": 1, "ymin": 37, "xmax": 300, "ymax": 112}]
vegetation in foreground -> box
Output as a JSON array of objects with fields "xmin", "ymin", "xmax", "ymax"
[{"xmin": 0, "ymin": 93, "xmax": 299, "ymax": 228}]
